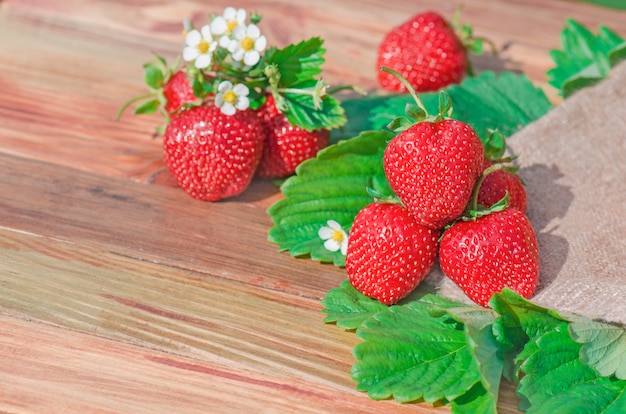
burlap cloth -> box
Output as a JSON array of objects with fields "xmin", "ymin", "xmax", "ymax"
[{"xmin": 431, "ymin": 61, "xmax": 626, "ymax": 324}]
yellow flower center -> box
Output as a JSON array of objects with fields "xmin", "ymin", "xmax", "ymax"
[
  {"xmin": 223, "ymin": 91, "xmax": 238, "ymax": 105},
  {"xmin": 331, "ymin": 230, "xmax": 345, "ymax": 243},
  {"xmin": 197, "ymin": 40, "xmax": 210, "ymax": 54},
  {"xmin": 241, "ymin": 36, "xmax": 255, "ymax": 51},
  {"xmin": 227, "ymin": 20, "xmax": 238, "ymax": 33}
]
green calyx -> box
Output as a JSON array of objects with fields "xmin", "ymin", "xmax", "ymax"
[
  {"xmin": 440, "ymin": 162, "xmax": 511, "ymax": 234},
  {"xmin": 463, "ymin": 163, "xmax": 510, "ymax": 221},
  {"xmin": 115, "ymin": 53, "xmax": 169, "ymax": 121},
  {"xmin": 381, "ymin": 66, "xmax": 453, "ymax": 132},
  {"xmin": 115, "ymin": 53, "xmax": 192, "ymax": 134},
  {"xmin": 366, "ymin": 186, "xmax": 403, "ymax": 205},
  {"xmin": 450, "ymin": 6, "xmax": 498, "ymax": 77}
]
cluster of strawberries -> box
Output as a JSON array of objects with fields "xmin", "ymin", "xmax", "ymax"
[
  {"xmin": 346, "ymin": 12, "xmax": 538, "ymax": 307},
  {"xmin": 346, "ymin": 88, "xmax": 539, "ymax": 307},
  {"xmin": 119, "ymin": 7, "xmax": 336, "ymax": 201},
  {"xmin": 160, "ymin": 83, "xmax": 329, "ymax": 201}
]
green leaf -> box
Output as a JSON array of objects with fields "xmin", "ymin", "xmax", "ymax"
[
  {"xmin": 449, "ymin": 383, "xmax": 495, "ymax": 414},
  {"xmin": 264, "ymin": 37, "xmax": 325, "ymax": 87},
  {"xmin": 351, "ymin": 295, "xmax": 482, "ymax": 404},
  {"xmin": 515, "ymin": 324, "xmax": 626, "ymax": 413},
  {"xmin": 143, "ymin": 62, "xmax": 164, "ymax": 90},
  {"xmin": 332, "ymin": 70, "xmax": 552, "ymax": 144},
  {"xmin": 133, "ymin": 99, "xmax": 160, "ymax": 115},
  {"xmin": 569, "ymin": 319, "xmax": 626, "ymax": 379},
  {"xmin": 267, "ymin": 130, "xmax": 393, "ymax": 266},
  {"xmin": 445, "ymin": 306, "xmax": 502, "ymax": 414},
  {"xmin": 580, "ymin": 0, "xmax": 626, "ymax": 9},
  {"xmin": 489, "ymin": 288, "xmax": 567, "ymax": 381},
  {"xmin": 609, "ymin": 40, "xmax": 626, "ymax": 66},
  {"xmin": 321, "ymin": 280, "xmax": 387, "ymax": 330},
  {"xmin": 547, "ymin": 19, "xmax": 626, "ymax": 97},
  {"xmin": 281, "ymin": 86, "xmax": 346, "ymax": 131},
  {"xmin": 491, "ymin": 288, "xmax": 566, "ymax": 345}
]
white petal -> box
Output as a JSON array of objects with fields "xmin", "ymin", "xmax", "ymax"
[
  {"xmin": 235, "ymin": 8, "xmax": 247, "ymax": 23},
  {"xmin": 215, "ymin": 93, "xmax": 224, "ymax": 107},
  {"xmin": 218, "ymin": 81, "xmax": 233, "ymax": 93},
  {"xmin": 318, "ymin": 227, "xmax": 333, "ymax": 240},
  {"xmin": 235, "ymin": 96, "xmax": 250, "ymax": 111},
  {"xmin": 185, "ymin": 30, "xmax": 201, "ymax": 47},
  {"xmin": 243, "ymin": 50, "xmax": 260, "ymax": 66},
  {"xmin": 326, "ymin": 220, "xmax": 341, "ymax": 230},
  {"xmin": 223, "ymin": 7, "xmax": 237, "ymax": 19},
  {"xmin": 221, "ymin": 103, "xmax": 236, "ymax": 116},
  {"xmin": 200, "ymin": 25, "xmax": 213, "ymax": 41},
  {"xmin": 227, "ymin": 39, "xmax": 238, "ymax": 53},
  {"xmin": 232, "ymin": 25, "xmax": 246, "ymax": 40},
  {"xmin": 231, "ymin": 49, "xmax": 245, "ymax": 62},
  {"xmin": 182, "ymin": 47, "xmax": 199, "ymax": 62},
  {"xmin": 254, "ymin": 36, "xmax": 267, "ymax": 52},
  {"xmin": 233, "ymin": 83, "xmax": 249, "ymax": 96},
  {"xmin": 324, "ymin": 239, "xmax": 340, "ymax": 252},
  {"xmin": 246, "ymin": 24, "xmax": 260, "ymax": 38},
  {"xmin": 195, "ymin": 54, "xmax": 212, "ymax": 69},
  {"xmin": 218, "ymin": 36, "xmax": 231, "ymax": 48},
  {"xmin": 340, "ymin": 239, "xmax": 348, "ymax": 256},
  {"xmin": 210, "ymin": 17, "xmax": 227, "ymax": 35}
]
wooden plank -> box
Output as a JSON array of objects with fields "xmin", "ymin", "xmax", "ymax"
[
  {"xmin": 0, "ymin": 228, "xmax": 453, "ymax": 413},
  {"xmin": 0, "ymin": 316, "xmax": 444, "ymax": 414},
  {"xmin": 0, "ymin": 152, "xmax": 341, "ymax": 296},
  {"xmin": 0, "ymin": 227, "xmax": 350, "ymax": 386}
]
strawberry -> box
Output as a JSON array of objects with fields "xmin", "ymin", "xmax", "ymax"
[
  {"xmin": 163, "ymin": 103, "xmax": 265, "ymax": 201},
  {"xmin": 256, "ymin": 94, "xmax": 330, "ymax": 178},
  {"xmin": 346, "ymin": 202, "xmax": 439, "ymax": 305},
  {"xmin": 477, "ymin": 160, "xmax": 527, "ymax": 213},
  {"xmin": 383, "ymin": 117, "xmax": 484, "ymax": 229},
  {"xmin": 439, "ymin": 208, "xmax": 539, "ymax": 307},
  {"xmin": 377, "ymin": 12, "xmax": 468, "ymax": 93},
  {"xmin": 162, "ymin": 70, "xmax": 197, "ymax": 113}
]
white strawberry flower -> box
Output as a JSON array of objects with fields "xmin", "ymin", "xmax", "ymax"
[
  {"xmin": 227, "ymin": 23, "xmax": 267, "ymax": 67},
  {"xmin": 215, "ymin": 81, "xmax": 250, "ymax": 116},
  {"xmin": 182, "ymin": 25, "xmax": 218, "ymax": 69},
  {"xmin": 211, "ymin": 7, "xmax": 248, "ymax": 48},
  {"xmin": 318, "ymin": 220, "xmax": 348, "ymax": 255}
]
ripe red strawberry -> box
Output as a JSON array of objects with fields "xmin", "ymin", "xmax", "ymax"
[
  {"xmin": 162, "ymin": 70, "xmax": 197, "ymax": 113},
  {"xmin": 477, "ymin": 160, "xmax": 527, "ymax": 213},
  {"xmin": 383, "ymin": 118, "xmax": 484, "ymax": 229},
  {"xmin": 256, "ymin": 95, "xmax": 330, "ymax": 178},
  {"xmin": 163, "ymin": 104, "xmax": 265, "ymax": 201},
  {"xmin": 346, "ymin": 202, "xmax": 439, "ymax": 305},
  {"xmin": 377, "ymin": 11, "xmax": 468, "ymax": 92},
  {"xmin": 439, "ymin": 208, "xmax": 539, "ymax": 307}
]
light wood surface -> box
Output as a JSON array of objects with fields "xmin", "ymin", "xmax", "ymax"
[{"xmin": 1, "ymin": 0, "xmax": 625, "ymax": 412}]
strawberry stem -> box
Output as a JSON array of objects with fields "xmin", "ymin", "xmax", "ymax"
[
  {"xmin": 466, "ymin": 163, "xmax": 506, "ymax": 215},
  {"xmin": 379, "ymin": 66, "xmax": 427, "ymax": 114},
  {"xmin": 366, "ymin": 187, "xmax": 403, "ymax": 205},
  {"xmin": 115, "ymin": 92, "xmax": 156, "ymax": 120}
]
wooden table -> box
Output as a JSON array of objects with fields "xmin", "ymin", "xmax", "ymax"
[{"xmin": 1, "ymin": 1, "xmax": 624, "ymax": 412}]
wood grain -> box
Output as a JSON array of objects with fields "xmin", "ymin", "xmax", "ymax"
[
  {"xmin": 0, "ymin": 316, "xmax": 442, "ymax": 414},
  {"xmin": 1, "ymin": 0, "xmax": 625, "ymax": 412}
]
